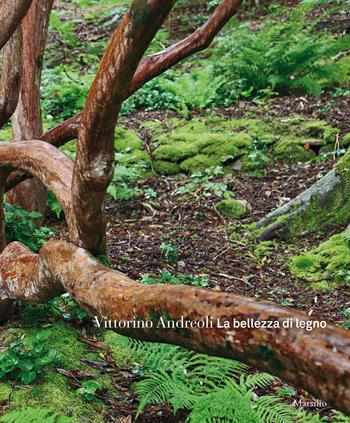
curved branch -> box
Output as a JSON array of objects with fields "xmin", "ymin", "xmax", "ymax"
[
  {"xmin": 0, "ymin": 239, "xmax": 349, "ymax": 414},
  {"xmin": 71, "ymin": 0, "xmax": 176, "ymax": 254},
  {"xmin": 42, "ymin": 0, "xmax": 241, "ymax": 147},
  {"xmin": 43, "ymin": 114, "xmax": 80, "ymax": 147},
  {"xmin": 0, "ymin": 141, "xmax": 73, "ymax": 215},
  {"xmin": 0, "ymin": 30, "xmax": 22, "ymax": 129},
  {"xmin": 130, "ymin": 0, "xmax": 241, "ymax": 93},
  {"xmin": 0, "ymin": 0, "xmax": 32, "ymax": 51}
]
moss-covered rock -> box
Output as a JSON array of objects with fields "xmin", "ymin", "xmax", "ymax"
[
  {"xmin": 216, "ymin": 199, "xmax": 248, "ymax": 218},
  {"xmin": 153, "ymin": 142, "xmax": 199, "ymax": 162},
  {"xmin": 153, "ymin": 160, "xmax": 182, "ymax": 175},
  {"xmin": 342, "ymin": 133, "xmax": 350, "ymax": 147},
  {"xmin": 156, "ymin": 120, "xmax": 209, "ymax": 146},
  {"xmin": 180, "ymin": 154, "xmax": 217, "ymax": 173},
  {"xmin": 180, "ymin": 154, "xmax": 217, "ymax": 174},
  {"xmin": 225, "ymin": 118, "xmax": 273, "ymax": 139},
  {"xmin": 231, "ymin": 132, "xmax": 253, "ymax": 148},
  {"xmin": 273, "ymin": 137, "xmax": 316, "ymax": 162},
  {"xmin": 290, "ymin": 233, "xmax": 350, "ymax": 288},
  {"xmin": 202, "ymin": 142, "xmax": 240, "ymax": 160},
  {"xmin": 301, "ymin": 120, "xmax": 339, "ymax": 143},
  {"xmin": 114, "ymin": 127, "xmax": 143, "ymax": 152},
  {"xmin": 141, "ymin": 115, "xmax": 341, "ymax": 175}
]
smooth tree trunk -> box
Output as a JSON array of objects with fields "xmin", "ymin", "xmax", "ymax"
[
  {"xmin": 0, "ymin": 29, "xmax": 22, "ymax": 129},
  {"xmin": 71, "ymin": 0, "xmax": 176, "ymax": 254},
  {"xmin": 0, "ymin": 0, "xmax": 33, "ymax": 50},
  {"xmin": 7, "ymin": 0, "xmax": 53, "ymax": 213}
]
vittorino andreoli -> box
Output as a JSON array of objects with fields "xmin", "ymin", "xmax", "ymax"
[{"xmin": 93, "ymin": 316, "xmax": 326, "ymax": 330}]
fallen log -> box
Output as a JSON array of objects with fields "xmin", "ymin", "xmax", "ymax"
[{"xmin": 0, "ymin": 240, "xmax": 349, "ymax": 414}]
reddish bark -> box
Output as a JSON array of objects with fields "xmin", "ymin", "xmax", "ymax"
[
  {"xmin": 0, "ymin": 0, "xmax": 32, "ymax": 50},
  {"xmin": 0, "ymin": 239, "xmax": 349, "ymax": 414},
  {"xmin": 42, "ymin": 0, "xmax": 241, "ymax": 147},
  {"xmin": 0, "ymin": 30, "xmax": 22, "ymax": 129},
  {"xmin": 71, "ymin": 0, "xmax": 176, "ymax": 254},
  {"xmin": 7, "ymin": 0, "xmax": 241, "ymax": 194},
  {"xmin": 0, "ymin": 141, "xmax": 73, "ymax": 220},
  {"xmin": 7, "ymin": 0, "xmax": 54, "ymax": 213}
]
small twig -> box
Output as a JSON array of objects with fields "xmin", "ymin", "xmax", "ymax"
[
  {"xmin": 218, "ymin": 273, "xmax": 253, "ymax": 287},
  {"xmin": 333, "ymin": 133, "xmax": 340, "ymax": 160},
  {"xmin": 213, "ymin": 246, "xmax": 230, "ymax": 261}
]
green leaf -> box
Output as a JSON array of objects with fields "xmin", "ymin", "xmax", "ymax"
[
  {"xmin": 21, "ymin": 370, "xmax": 37, "ymax": 384},
  {"xmin": 18, "ymin": 359, "xmax": 34, "ymax": 372},
  {"xmin": 28, "ymin": 211, "xmax": 43, "ymax": 219},
  {"xmin": 83, "ymin": 380, "xmax": 101, "ymax": 393}
]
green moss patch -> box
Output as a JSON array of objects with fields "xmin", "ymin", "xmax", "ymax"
[
  {"xmin": 273, "ymin": 137, "xmax": 316, "ymax": 163},
  {"xmin": 290, "ymin": 233, "xmax": 350, "ymax": 288},
  {"xmin": 180, "ymin": 154, "xmax": 217, "ymax": 173},
  {"xmin": 300, "ymin": 120, "xmax": 339, "ymax": 143},
  {"xmin": 342, "ymin": 133, "xmax": 350, "ymax": 147},
  {"xmin": 142, "ymin": 114, "xmax": 342, "ymax": 176},
  {"xmin": 153, "ymin": 142, "xmax": 199, "ymax": 162},
  {"xmin": 153, "ymin": 160, "xmax": 181, "ymax": 175},
  {"xmin": 0, "ymin": 322, "xmax": 110, "ymax": 423},
  {"xmin": 216, "ymin": 199, "xmax": 248, "ymax": 218},
  {"xmin": 114, "ymin": 127, "xmax": 143, "ymax": 152}
]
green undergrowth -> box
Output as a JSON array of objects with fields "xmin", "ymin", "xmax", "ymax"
[
  {"xmin": 1, "ymin": 307, "xmax": 349, "ymax": 422},
  {"xmin": 0, "ymin": 321, "xmax": 109, "ymax": 423},
  {"xmin": 290, "ymin": 233, "xmax": 350, "ymax": 290},
  {"xmin": 105, "ymin": 334, "xmax": 349, "ymax": 423}
]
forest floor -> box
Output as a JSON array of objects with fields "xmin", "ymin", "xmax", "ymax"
[
  {"xmin": 103, "ymin": 93, "xmax": 350, "ymax": 327},
  {"xmin": 31, "ymin": 95, "xmax": 348, "ymax": 422}
]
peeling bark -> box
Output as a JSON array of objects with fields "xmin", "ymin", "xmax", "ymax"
[
  {"xmin": 0, "ymin": 240, "xmax": 349, "ymax": 414},
  {"xmin": 42, "ymin": 0, "xmax": 240, "ymax": 147},
  {"xmin": 7, "ymin": 0, "xmax": 54, "ymax": 213},
  {"xmin": 0, "ymin": 0, "xmax": 32, "ymax": 50},
  {"xmin": 0, "ymin": 30, "xmax": 22, "ymax": 129},
  {"xmin": 71, "ymin": 0, "xmax": 176, "ymax": 254}
]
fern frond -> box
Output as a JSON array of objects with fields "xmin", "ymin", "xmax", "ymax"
[
  {"xmin": 188, "ymin": 381, "xmax": 260, "ymax": 423},
  {"xmin": 134, "ymin": 369, "xmax": 182, "ymax": 415},
  {"xmin": 332, "ymin": 412, "xmax": 350, "ymax": 423},
  {"xmin": 255, "ymin": 396, "xmax": 325, "ymax": 423},
  {"xmin": 243, "ymin": 372, "xmax": 275, "ymax": 390},
  {"xmin": 0, "ymin": 408, "xmax": 71, "ymax": 423}
]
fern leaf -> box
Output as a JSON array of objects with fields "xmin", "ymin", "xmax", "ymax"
[{"xmin": 0, "ymin": 408, "xmax": 71, "ymax": 423}]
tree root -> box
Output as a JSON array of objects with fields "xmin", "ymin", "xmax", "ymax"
[{"xmin": 0, "ymin": 240, "xmax": 349, "ymax": 414}]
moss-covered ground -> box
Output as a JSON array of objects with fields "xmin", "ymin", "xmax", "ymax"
[
  {"xmin": 106, "ymin": 112, "xmax": 347, "ymax": 177},
  {"xmin": 0, "ymin": 308, "xmax": 144, "ymax": 422}
]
